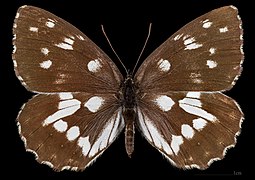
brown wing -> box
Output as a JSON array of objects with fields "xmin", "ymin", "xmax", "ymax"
[
  {"xmin": 136, "ymin": 91, "xmax": 243, "ymax": 169},
  {"xmin": 135, "ymin": 6, "xmax": 243, "ymax": 93},
  {"xmin": 13, "ymin": 6, "xmax": 122, "ymax": 94},
  {"xmin": 18, "ymin": 93, "xmax": 124, "ymax": 171}
]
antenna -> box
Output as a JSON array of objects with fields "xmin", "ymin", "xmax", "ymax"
[
  {"xmin": 131, "ymin": 23, "xmax": 152, "ymax": 75},
  {"xmin": 101, "ymin": 25, "xmax": 128, "ymax": 74}
]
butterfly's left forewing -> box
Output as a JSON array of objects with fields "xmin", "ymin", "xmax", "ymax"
[{"xmin": 13, "ymin": 6, "xmax": 122, "ymax": 94}]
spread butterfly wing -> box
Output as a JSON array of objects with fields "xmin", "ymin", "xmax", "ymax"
[
  {"xmin": 135, "ymin": 6, "xmax": 243, "ymax": 92},
  {"xmin": 13, "ymin": 6, "xmax": 122, "ymax": 93},
  {"xmin": 136, "ymin": 92, "xmax": 243, "ymax": 169},
  {"xmin": 18, "ymin": 93, "xmax": 124, "ymax": 171}
]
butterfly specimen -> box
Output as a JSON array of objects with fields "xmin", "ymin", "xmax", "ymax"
[{"xmin": 13, "ymin": 5, "xmax": 243, "ymax": 171}]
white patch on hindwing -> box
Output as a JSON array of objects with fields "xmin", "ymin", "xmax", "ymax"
[
  {"xmin": 84, "ymin": 96, "xmax": 104, "ymax": 113},
  {"xmin": 154, "ymin": 95, "xmax": 175, "ymax": 112},
  {"xmin": 66, "ymin": 126, "xmax": 80, "ymax": 141},
  {"xmin": 179, "ymin": 92, "xmax": 217, "ymax": 122},
  {"xmin": 181, "ymin": 124, "xmax": 195, "ymax": 139},
  {"xmin": 53, "ymin": 119, "xmax": 68, "ymax": 132},
  {"xmin": 192, "ymin": 118, "xmax": 207, "ymax": 131},
  {"xmin": 171, "ymin": 135, "xmax": 183, "ymax": 155}
]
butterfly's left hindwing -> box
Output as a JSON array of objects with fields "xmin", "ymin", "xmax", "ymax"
[
  {"xmin": 18, "ymin": 93, "xmax": 124, "ymax": 171},
  {"xmin": 137, "ymin": 92, "xmax": 243, "ymax": 169}
]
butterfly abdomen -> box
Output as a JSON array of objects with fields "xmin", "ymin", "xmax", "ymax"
[{"xmin": 121, "ymin": 76, "xmax": 137, "ymax": 157}]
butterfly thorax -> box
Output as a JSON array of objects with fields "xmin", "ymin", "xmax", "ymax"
[{"xmin": 120, "ymin": 76, "xmax": 137, "ymax": 157}]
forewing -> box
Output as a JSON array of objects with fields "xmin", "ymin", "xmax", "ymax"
[
  {"xmin": 136, "ymin": 92, "xmax": 243, "ymax": 169},
  {"xmin": 13, "ymin": 6, "xmax": 122, "ymax": 93},
  {"xmin": 135, "ymin": 6, "xmax": 243, "ymax": 92},
  {"xmin": 17, "ymin": 93, "xmax": 124, "ymax": 171}
]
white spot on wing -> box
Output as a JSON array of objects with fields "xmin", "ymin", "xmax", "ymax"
[
  {"xmin": 181, "ymin": 124, "xmax": 195, "ymax": 139},
  {"xmin": 185, "ymin": 42, "xmax": 203, "ymax": 50},
  {"xmin": 192, "ymin": 118, "xmax": 207, "ymax": 131},
  {"xmin": 179, "ymin": 97, "xmax": 202, "ymax": 107},
  {"xmin": 46, "ymin": 19, "xmax": 55, "ymax": 28},
  {"xmin": 219, "ymin": 26, "xmax": 228, "ymax": 33},
  {"xmin": 59, "ymin": 93, "xmax": 73, "ymax": 100},
  {"xmin": 87, "ymin": 59, "xmax": 102, "ymax": 73},
  {"xmin": 174, "ymin": 33, "xmax": 183, "ymax": 41},
  {"xmin": 202, "ymin": 19, "xmax": 213, "ymax": 28},
  {"xmin": 184, "ymin": 37, "xmax": 195, "ymax": 45},
  {"xmin": 190, "ymin": 72, "xmax": 203, "ymax": 84},
  {"xmin": 186, "ymin": 92, "xmax": 201, "ymax": 99},
  {"xmin": 78, "ymin": 136, "xmax": 91, "ymax": 156},
  {"xmin": 89, "ymin": 120, "xmax": 114, "ymax": 157},
  {"xmin": 53, "ymin": 119, "xmax": 68, "ymax": 132},
  {"xmin": 184, "ymin": 37, "xmax": 202, "ymax": 50},
  {"xmin": 43, "ymin": 101, "xmax": 81, "ymax": 126},
  {"xmin": 179, "ymin": 103, "xmax": 217, "ymax": 122},
  {"xmin": 209, "ymin": 47, "xmax": 216, "ymax": 55},
  {"xmin": 171, "ymin": 135, "xmax": 183, "ymax": 155},
  {"xmin": 64, "ymin": 37, "xmax": 74, "ymax": 45},
  {"xmin": 109, "ymin": 110, "xmax": 124, "ymax": 142},
  {"xmin": 145, "ymin": 120, "xmax": 173, "ymax": 155},
  {"xmin": 55, "ymin": 42, "xmax": 73, "ymax": 50},
  {"xmin": 40, "ymin": 60, "xmax": 52, "ymax": 69},
  {"xmin": 29, "ymin": 26, "xmax": 38, "ymax": 32},
  {"xmin": 137, "ymin": 109, "xmax": 152, "ymax": 142},
  {"xmin": 84, "ymin": 96, "xmax": 104, "ymax": 113},
  {"xmin": 206, "ymin": 60, "xmax": 218, "ymax": 69},
  {"xmin": 154, "ymin": 95, "xmax": 175, "ymax": 111},
  {"xmin": 58, "ymin": 99, "xmax": 81, "ymax": 109},
  {"xmin": 157, "ymin": 59, "xmax": 171, "ymax": 72},
  {"xmin": 77, "ymin": 35, "xmax": 85, "ymax": 40},
  {"xmin": 66, "ymin": 126, "xmax": 80, "ymax": 141},
  {"xmin": 41, "ymin": 48, "xmax": 49, "ymax": 55}
]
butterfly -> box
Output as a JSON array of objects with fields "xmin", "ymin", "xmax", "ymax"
[{"xmin": 13, "ymin": 5, "xmax": 244, "ymax": 171}]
